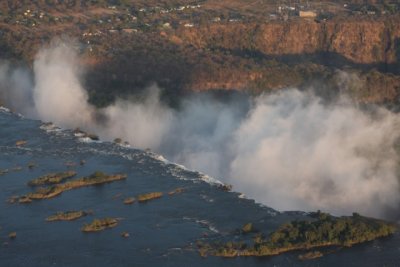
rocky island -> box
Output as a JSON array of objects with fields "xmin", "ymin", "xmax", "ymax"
[
  {"xmin": 46, "ymin": 211, "xmax": 89, "ymax": 222},
  {"xmin": 81, "ymin": 218, "xmax": 119, "ymax": 233},
  {"xmin": 137, "ymin": 192, "xmax": 163, "ymax": 203},
  {"xmin": 20, "ymin": 171, "xmax": 127, "ymax": 202},
  {"xmin": 28, "ymin": 171, "xmax": 77, "ymax": 186}
]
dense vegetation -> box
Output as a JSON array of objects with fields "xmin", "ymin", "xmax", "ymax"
[
  {"xmin": 265, "ymin": 212, "xmax": 395, "ymax": 248},
  {"xmin": 198, "ymin": 211, "xmax": 397, "ymax": 257}
]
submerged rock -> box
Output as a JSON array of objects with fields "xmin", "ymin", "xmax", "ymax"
[
  {"xmin": 11, "ymin": 166, "xmax": 22, "ymax": 172},
  {"xmin": 8, "ymin": 232, "xmax": 16, "ymax": 239},
  {"xmin": 73, "ymin": 128, "xmax": 99, "ymax": 141},
  {"xmin": 27, "ymin": 162, "xmax": 36, "ymax": 169},
  {"xmin": 64, "ymin": 162, "xmax": 77, "ymax": 167},
  {"xmin": 7, "ymin": 195, "xmax": 18, "ymax": 204},
  {"xmin": 0, "ymin": 166, "xmax": 22, "ymax": 176},
  {"xmin": 217, "ymin": 184, "xmax": 233, "ymax": 192},
  {"xmin": 41, "ymin": 122, "xmax": 54, "ymax": 127},
  {"xmin": 298, "ymin": 251, "xmax": 323, "ymax": 260},
  {"xmin": 112, "ymin": 193, "xmax": 122, "ymax": 200},
  {"xmin": 15, "ymin": 140, "xmax": 27, "ymax": 146},
  {"xmin": 73, "ymin": 128, "xmax": 86, "ymax": 137},
  {"xmin": 121, "ymin": 232, "xmax": 130, "ymax": 238},
  {"xmin": 86, "ymin": 134, "xmax": 99, "ymax": 141}
]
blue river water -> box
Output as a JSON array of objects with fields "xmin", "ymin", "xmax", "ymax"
[{"xmin": 0, "ymin": 107, "xmax": 399, "ymax": 267}]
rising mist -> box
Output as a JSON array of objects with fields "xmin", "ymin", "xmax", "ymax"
[{"xmin": 1, "ymin": 42, "xmax": 399, "ymax": 219}]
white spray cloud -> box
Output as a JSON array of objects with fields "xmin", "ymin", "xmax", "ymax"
[
  {"xmin": 1, "ymin": 42, "xmax": 400, "ymax": 219},
  {"xmin": 32, "ymin": 42, "xmax": 94, "ymax": 128},
  {"xmin": 228, "ymin": 90, "xmax": 400, "ymax": 217},
  {"xmin": 101, "ymin": 87, "xmax": 174, "ymax": 149},
  {"xmin": 161, "ymin": 94, "xmax": 247, "ymax": 178},
  {"xmin": 0, "ymin": 62, "xmax": 35, "ymax": 115}
]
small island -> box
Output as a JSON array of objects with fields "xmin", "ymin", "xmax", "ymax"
[
  {"xmin": 15, "ymin": 140, "xmax": 27, "ymax": 146},
  {"xmin": 18, "ymin": 196, "xmax": 32, "ymax": 204},
  {"xmin": 81, "ymin": 218, "xmax": 119, "ymax": 232},
  {"xmin": 28, "ymin": 171, "xmax": 77, "ymax": 186},
  {"xmin": 198, "ymin": 212, "xmax": 397, "ymax": 258},
  {"xmin": 241, "ymin": 223, "xmax": 254, "ymax": 234},
  {"xmin": 8, "ymin": 232, "xmax": 17, "ymax": 239},
  {"xmin": 20, "ymin": 171, "xmax": 127, "ymax": 202},
  {"xmin": 137, "ymin": 192, "xmax": 163, "ymax": 203},
  {"xmin": 46, "ymin": 211, "xmax": 88, "ymax": 222},
  {"xmin": 123, "ymin": 197, "xmax": 135, "ymax": 205},
  {"xmin": 168, "ymin": 188, "xmax": 185, "ymax": 196},
  {"xmin": 121, "ymin": 232, "xmax": 130, "ymax": 238},
  {"xmin": 298, "ymin": 251, "xmax": 323, "ymax": 260}
]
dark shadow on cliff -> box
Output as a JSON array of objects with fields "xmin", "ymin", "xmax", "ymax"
[
  {"xmin": 226, "ymin": 48, "xmax": 400, "ymax": 75},
  {"xmin": 84, "ymin": 35, "xmax": 191, "ymax": 108},
  {"xmin": 395, "ymin": 38, "xmax": 400, "ymax": 72},
  {"xmin": 83, "ymin": 35, "xmax": 400, "ymax": 109}
]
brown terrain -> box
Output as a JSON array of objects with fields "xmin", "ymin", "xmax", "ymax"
[
  {"xmin": 0, "ymin": 0, "xmax": 399, "ymax": 106},
  {"xmin": 175, "ymin": 18, "xmax": 400, "ymax": 65}
]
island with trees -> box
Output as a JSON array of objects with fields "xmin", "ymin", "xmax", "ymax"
[
  {"xmin": 20, "ymin": 171, "xmax": 127, "ymax": 202},
  {"xmin": 198, "ymin": 211, "xmax": 397, "ymax": 258}
]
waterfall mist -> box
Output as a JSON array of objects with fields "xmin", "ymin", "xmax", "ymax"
[{"xmin": 1, "ymin": 42, "xmax": 399, "ymax": 219}]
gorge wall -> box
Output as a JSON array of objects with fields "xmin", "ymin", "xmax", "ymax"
[
  {"xmin": 174, "ymin": 17, "xmax": 400, "ymax": 66},
  {"xmin": 2, "ymin": 15, "xmax": 400, "ymax": 106}
]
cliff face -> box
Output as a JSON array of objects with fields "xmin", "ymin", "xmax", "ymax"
[
  {"xmin": 175, "ymin": 17, "xmax": 400, "ymax": 65},
  {"xmin": 323, "ymin": 20, "xmax": 397, "ymax": 64},
  {"xmin": 3, "ymin": 14, "xmax": 398, "ymax": 106}
]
